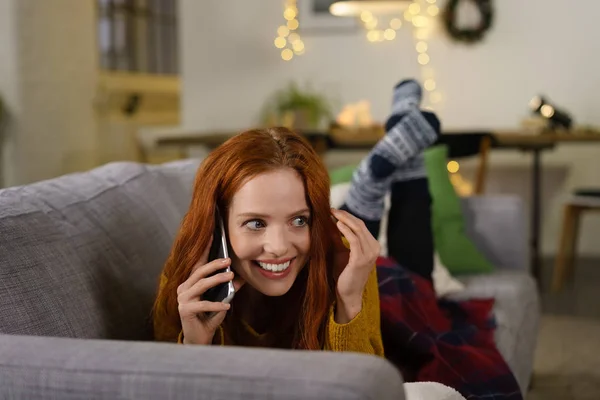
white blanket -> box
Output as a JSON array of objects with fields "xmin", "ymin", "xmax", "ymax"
[{"xmin": 404, "ymin": 382, "xmax": 467, "ymax": 400}]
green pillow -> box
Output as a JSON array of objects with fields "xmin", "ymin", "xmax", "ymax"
[
  {"xmin": 329, "ymin": 164, "xmax": 358, "ymax": 185},
  {"xmin": 424, "ymin": 145, "xmax": 494, "ymax": 275}
]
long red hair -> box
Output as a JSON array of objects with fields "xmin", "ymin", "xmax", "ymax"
[{"xmin": 152, "ymin": 127, "xmax": 341, "ymax": 349}]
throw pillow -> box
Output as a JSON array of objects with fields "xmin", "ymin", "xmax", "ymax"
[
  {"xmin": 329, "ymin": 164, "xmax": 357, "ymax": 186},
  {"xmin": 423, "ymin": 145, "xmax": 494, "ymax": 275},
  {"xmin": 329, "ymin": 173, "xmax": 466, "ymax": 295}
]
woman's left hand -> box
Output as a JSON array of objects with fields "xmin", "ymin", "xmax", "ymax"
[{"xmin": 331, "ymin": 208, "xmax": 380, "ymax": 324}]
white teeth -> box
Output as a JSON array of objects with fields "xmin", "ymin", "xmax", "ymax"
[{"xmin": 257, "ymin": 260, "xmax": 291, "ymax": 272}]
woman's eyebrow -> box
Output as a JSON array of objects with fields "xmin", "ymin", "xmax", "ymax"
[{"xmin": 236, "ymin": 209, "xmax": 310, "ymax": 219}]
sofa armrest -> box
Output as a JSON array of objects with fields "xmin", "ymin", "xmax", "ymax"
[
  {"xmin": 0, "ymin": 334, "xmax": 405, "ymax": 400},
  {"xmin": 460, "ymin": 195, "xmax": 528, "ymax": 271}
]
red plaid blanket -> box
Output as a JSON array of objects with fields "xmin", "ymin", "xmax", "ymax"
[{"xmin": 376, "ymin": 257, "xmax": 523, "ymax": 400}]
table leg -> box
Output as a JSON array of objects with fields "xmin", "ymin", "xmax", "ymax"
[{"xmin": 531, "ymin": 148, "xmax": 542, "ymax": 282}]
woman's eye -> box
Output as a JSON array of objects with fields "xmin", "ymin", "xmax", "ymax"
[
  {"xmin": 245, "ymin": 220, "xmax": 265, "ymax": 230},
  {"xmin": 292, "ymin": 216, "xmax": 309, "ymax": 227}
]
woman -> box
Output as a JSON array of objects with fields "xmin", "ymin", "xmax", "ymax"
[{"xmin": 152, "ymin": 127, "xmax": 384, "ymax": 355}]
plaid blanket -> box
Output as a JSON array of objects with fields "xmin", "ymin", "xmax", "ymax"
[{"xmin": 376, "ymin": 257, "xmax": 523, "ymax": 400}]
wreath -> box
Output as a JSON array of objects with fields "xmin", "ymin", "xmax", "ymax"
[{"xmin": 442, "ymin": 0, "xmax": 494, "ymax": 44}]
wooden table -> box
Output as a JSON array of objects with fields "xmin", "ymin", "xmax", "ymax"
[
  {"xmin": 156, "ymin": 130, "xmax": 331, "ymax": 155},
  {"xmin": 155, "ymin": 128, "xmax": 600, "ymax": 281},
  {"xmin": 490, "ymin": 131, "xmax": 600, "ymax": 283}
]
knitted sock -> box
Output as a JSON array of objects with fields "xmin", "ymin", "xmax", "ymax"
[
  {"xmin": 386, "ymin": 79, "xmax": 430, "ymax": 184},
  {"xmin": 343, "ymin": 108, "xmax": 441, "ymax": 223},
  {"xmin": 391, "ymin": 79, "xmax": 422, "ymax": 115}
]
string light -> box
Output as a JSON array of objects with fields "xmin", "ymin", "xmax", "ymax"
[
  {"xmin": 424, "ymin": 79, "xmax": 436, "ymax": 91},
  {"xmin": 427, "ymin": 5, "xmax": 439, "ymax": 16},
  {"xmin": 405, "ymin": 0, "xmax": 443, "ymax": 111},
  {"xmin": 408, "ymin": 3, "xmax": 421, "ymax": 14},
  {"xmin": 365, "ymin": 17, "xmax": 378, "ymax": 29},
  {"xmin": 274, "ymin": 37, "xmax": 286, "ymax": 49},
  {"xmin": 277, "ymin": 26, "xmax": 290, "ymax": 37},
  {"xmin": 418, "ymin": 53, "xmax": 430, "ymax": 65},
  {"xmin": 360, "ymin": 9, "xmax": 408, "ymax": 42},
  {"xmin": 281, "ymin": 48, "xmax": 293, "ymax": 61},
  {"xmin": 384, "ymin": 28, "xmax": 397, "ymax": 40},
  {"xmin": 275, "ymin": 0, "xmax": 303, "ymax": 60},
  {"xmin": 390, "ymin": 18, "xmax": 403, "ymax": 29},
  {"xmin": 352, "ymin": 0, "xmax": 443, "ymax": 109},
  {"xmin": 447, "ymin": 161, "xmax": 460, "ymax": 174},
  {"xmin": 324, "ymin": 0, "xmax": 442, "ymax": 114}
]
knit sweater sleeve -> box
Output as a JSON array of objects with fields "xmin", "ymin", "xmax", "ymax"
[{"xmin": 324, "ymin": 266, "xmax": 384, "ymax": 356}]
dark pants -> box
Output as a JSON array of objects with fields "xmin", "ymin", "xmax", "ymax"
[{"xmin": 341, "ymin": 178, "xmax": 434, "ymax": 282}]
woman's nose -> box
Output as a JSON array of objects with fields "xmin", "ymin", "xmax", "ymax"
[{"xmin": 263, "ymin": 226, "xmax": 289, "ymax": 256}]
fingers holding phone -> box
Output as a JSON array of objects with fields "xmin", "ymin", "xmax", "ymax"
[
  {"xmin": 177, "ymin": 208, "xmax": 242, "ymax": 345},
  {"xmin": 177, "ymin": 257, "xmax": 234, "ymax": 345}
]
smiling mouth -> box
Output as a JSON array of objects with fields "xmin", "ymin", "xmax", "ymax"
[{"xmin": 253, "ymin": 258, "xmax": 294, "ymax": 273}]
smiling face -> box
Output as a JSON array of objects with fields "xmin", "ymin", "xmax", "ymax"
[{"xmin": 226, "ymin": 168, "xmax": 311, "ymax": 297}]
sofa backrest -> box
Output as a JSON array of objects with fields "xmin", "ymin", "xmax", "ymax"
[{"xmin": 0, "ymin": 159, "xmax": 201, "ymax": 340}]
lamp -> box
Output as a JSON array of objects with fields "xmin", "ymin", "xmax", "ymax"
[
  {"xmin": 529, "ymin": 95, "xmax": 573, "ymax": 130},
  {"xmin": 329, "ymin": 0, "xmax": 412, "ymax": 16}
]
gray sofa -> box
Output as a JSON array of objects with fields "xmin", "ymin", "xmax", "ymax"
[{"xmin": 0, "ymin": 159, "xmax": 539, "ymax": 399}]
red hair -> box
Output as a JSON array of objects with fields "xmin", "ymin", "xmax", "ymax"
[{"xmin": 153, "ymin": 127, "xmax": 341, "ymax": 349}]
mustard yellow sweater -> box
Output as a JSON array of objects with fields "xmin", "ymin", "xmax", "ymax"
[{"xmin": 156, "ymin": 267, "xmax": 384, "ymax": 357}]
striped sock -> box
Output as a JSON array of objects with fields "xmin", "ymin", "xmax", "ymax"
[
  {"xmin": 391, "ymin": 79, "xmax": 422, "ymax": 115},
  {"xmin": 343, "ymin": 108, "xmax": 441, "ymax": 221}
]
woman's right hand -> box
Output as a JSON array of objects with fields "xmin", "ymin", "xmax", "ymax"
[{"xmin": 176, "ymin": 239, "xmax": 239, "ymax": 345}]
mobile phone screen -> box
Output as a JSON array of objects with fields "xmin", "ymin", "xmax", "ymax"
[{"xmin": 202, "ymin": 209, "xmax": 233, "ymax": 303}]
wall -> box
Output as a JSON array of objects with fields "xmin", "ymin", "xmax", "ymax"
[
  {"xmin": 17, "ymin": 0, "xmax": 99, "ymax": 184},
  {"xmin": 180, "ymin": 0, "xmax": 600, "ymax": 256},
  {"xmin": 0, "ymin": 0, "xmax": 19, "ymax": 187},
  {"xmin": 0, "ymin": 0, "xmax": 98, "ymax": 187}
]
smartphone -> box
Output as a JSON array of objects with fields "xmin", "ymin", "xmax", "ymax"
[{"xmin": 202, "ymin": 208, "xmax": 235, "ymax": 305}]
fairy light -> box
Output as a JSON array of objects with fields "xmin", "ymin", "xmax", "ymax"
[
  {"xmin": 360, "ymin": 5, "xmax": 414, "ymax": 43},
  {"xmin": 447, "ymin": 161, "xmax": 460, "ymax": 174},
  {"xmin": 275, "ymin": 0, "xmax": 303, "ymax": 60},
  {"xmin": 365, "ymin": 17, "xmax": 378, "ymax": 29},
  {"xmin": 424, "ymin": 79, "xmax": 436, "ymax": 91},
  {"xmin": 281, "ymin": 48, "xmax": 293, "ymax": 61},
  {"xmin": 427, "ymin": 5, "xmax": 439, "ymax": 16},
  {"xmin": 408, "ymin": 3, "xmax": 421, "ymax": 14},
  {"xmin": 288, "ymin": 33, "xmax": 300, "ymax": 43},
  {"xmin": 274, "ymin": 37, "xmax": 286, "ymax": 49},
  {"xmin": 277, "ymin": 26, "xmax": 290, "ymax": 37},
  {"xmin": 390, "ymin": 18, "xmax": 403, "ymax": 29},
  {"xmin": 350, "ymin": 0, "xmax": 442, "ymax": 108},
  {"xmin": 418, "ymin": 53, "xmax": 430, "ymax": 65},
  {"xmin": 405, "ymin": 0, "xmax": 443, "ymax": 111},
  {"xmin": 384, "ymin": 28, "xmax": 397, "ymax": 40}
]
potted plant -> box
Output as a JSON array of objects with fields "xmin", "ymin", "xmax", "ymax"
[{"xmin": 261, "ymin": 81, "xmax": 334, "ymax": 130}]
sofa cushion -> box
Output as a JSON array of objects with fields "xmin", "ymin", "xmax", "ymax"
[
  {"xmin": 0, "ymin": 159, "xmax": 201, "ymax": 340},
  {"xmin": 424, "ymin": 145, "xmax": 494, "ymax": 275}
]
